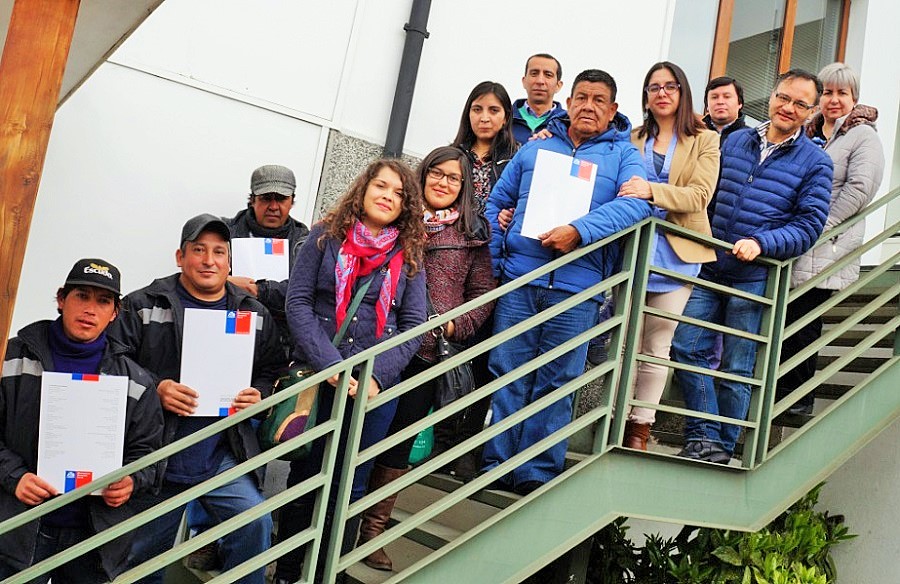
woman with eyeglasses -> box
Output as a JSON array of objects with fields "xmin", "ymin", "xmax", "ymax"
[
  {"xmin": 615, "ymin": 61, "xmax": 720, "ymax": 450},
  {"xmin": 355, "ymin": 146, "xmax": 495, "ymax": 572},
  {"xmin": 777, "ymin": 62, "xmax": 885, "ymax": 416}
]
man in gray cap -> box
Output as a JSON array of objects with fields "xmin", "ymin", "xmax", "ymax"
[
  {"xmin": 113, "ymin": 214, "xmax": 284, "ymax": 584},
  {"xmin": 226, "ymin": 165, "xmax": 310, "ymax": 358}
]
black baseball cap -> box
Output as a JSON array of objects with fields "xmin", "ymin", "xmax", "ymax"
[
  {"xmin": 65, "ymin": 258, "xmax": 121, "ymax": 296},
  {"xmin": 180, "ymin": 213, "xmax": 231, "ymax": 248}
]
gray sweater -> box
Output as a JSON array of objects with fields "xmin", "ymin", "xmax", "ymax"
[{"xmin": 791, "ymin": 105, "xmax": 885, "ymax": 290}]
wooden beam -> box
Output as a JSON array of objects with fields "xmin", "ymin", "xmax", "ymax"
[
  {"xmin": 837, "ymin": 0, "xmax": 851, "ymax": 62},
  {"xmin": 778, "ymin": 0, "xmax": 799, "ymax": 73},
  {"xmin": 709, "ymin": 0, "xmax": 735, "ymax": 79},
  {"xmin": 0, "ymin": 0, "xmax": 81, "ymax": 364}
]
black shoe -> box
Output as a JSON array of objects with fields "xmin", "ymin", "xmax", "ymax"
[
  {"xmin": 451, "ymin": 451, "xmax": 480, "ymax": 482},
  {"xmin": 787, "ymin": 402, "xmax": 814, "ymax": 416},
  {"xmin": 183, "ymin": 541, "xmax": 221, "ymax": 571},
  {"xmin": 513, "ymin": 481, "xmax": 544, "ymax": 496},
  {"xmin": 677, "ymin": 440, "xmax": 731, "ymax": 464},
  {"xmin": 586, "ymin": 336, "xmax": 610, "ymax": 366}
]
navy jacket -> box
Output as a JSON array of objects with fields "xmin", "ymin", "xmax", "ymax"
[
  {"xmin": 111, "ymin": 274, "xmax": 284, "ymax": 488},
  {"xmin": 702, "ymin": 127, "xmax": 833, "ymax": 283},
  {"xmin": 0, "ymin": 321, "xmax": 162, "ymax": 579},
  {"xmin": 511, "ymin": 98, "xmax": 567, "ymax": 145},
  {"xmin": 486, "ymin": 114, "xmax": 651, "ymax": 295},
  {"xmin": 285, "ymin": 223, "xmax": 427, "ymax": 390}
]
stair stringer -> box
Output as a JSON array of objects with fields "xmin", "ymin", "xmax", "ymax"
[{"xmin": 391, "ymin": 357, "xmax": 900, "ymax": 584}]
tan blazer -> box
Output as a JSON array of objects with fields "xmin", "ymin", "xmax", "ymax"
[{"xmin": 631, "ymin": 128, "xmax": 719, "ymax": 263}]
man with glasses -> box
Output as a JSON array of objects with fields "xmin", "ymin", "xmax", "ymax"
[
  {"xmin": 226, "ymin": 164, "xmax": 309, "ymax": 359},
  {"xmin": 483, "ymin": 69, "xmax": 650, "ymax": 495},
  {"xmin": 670, "ymin": 69, "xmax": 833, "ymax": 464}
]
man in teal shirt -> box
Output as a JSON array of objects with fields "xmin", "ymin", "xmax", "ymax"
[{"xmin": 511, "ymin": 53, "xmax": 567, "ymax": 144}]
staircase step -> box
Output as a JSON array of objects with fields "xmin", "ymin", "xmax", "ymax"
[
  {"xmin": 816, "ymin": 355, "xmax": 889, "ymax": 373},
  {"xmin": 822, "ymin": 305, "xmax": 896, "ymax": 324}
]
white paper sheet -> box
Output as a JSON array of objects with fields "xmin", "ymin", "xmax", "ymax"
[
  {"xmin": 180, "ymin": 308, "xmax": 257, "ymax": 416},
  {"xmin": 37, "ymin": 372, "xmax": 128, "ymax": 494},
  {"xmin": 520, "ymin": 149, "xmax": 598, "ymax": 239},
  {"xmin": 231, "ymin": 237, "xmax": 289, "ymax": 281}
]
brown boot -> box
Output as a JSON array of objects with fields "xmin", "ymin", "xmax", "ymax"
[
  {"xmin": 357, "ymin": 464, "xmax": 410, "ymax": 571},
  {"xmin": 624, "ymin": 421, "xmax": 651, "ymax": 451}
]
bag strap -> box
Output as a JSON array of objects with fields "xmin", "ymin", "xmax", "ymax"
[{"xmin": 332, "ymin": 278, "xmax": 373, "ymax": 347}]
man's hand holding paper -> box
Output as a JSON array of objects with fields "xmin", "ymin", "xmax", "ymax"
[{"xmin": 538, "ymin": 225, "xmax": 582, "ymax": 253}]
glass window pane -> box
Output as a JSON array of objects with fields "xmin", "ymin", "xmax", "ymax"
[
  {"xmin": 725, "ymin": 0, "xmax": 787, "ymax": 124},
  {"xmin": 790, "ymin": 0, "xmax": 843, "ymax": 74}
]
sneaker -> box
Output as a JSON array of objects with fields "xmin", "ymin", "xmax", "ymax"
[
  {"xmin": 183, "ymin": 541, "xmax": 221, "ymax": 571},
  {"xmin": 451, "ymin": 451, "xmax": 480, "ymax": 482},
  {"xmin": 586, "ymin": 336, "xmax": 610, "ymax": 367},
  {"xmin": 786, "ymin": 402, "xmax": 814, "ymax": 416},
  {"xmin": 677, "ymin": 440, "xmax": 731, "ymax": 464},
  {"xmin": 513, "ymin": 480, "xmax": 544, "ymax": 496}
]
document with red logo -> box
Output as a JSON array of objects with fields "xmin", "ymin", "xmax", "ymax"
[
  {"xmin": 231, "ymin": 237, "xmax": 289, "ymax": 281},
  {"xmin": 180, "ymin": 308, "xmax": 257, "ymax": 416},
  {"xmin": 37, "ymin": 372, "xmax": 128, "ymax": 494},
  {"xmin": 520, "ymin": 149, "xmax": 597, "ymax": 240}
]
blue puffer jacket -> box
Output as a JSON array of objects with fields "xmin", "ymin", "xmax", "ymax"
[
  {"xmin": 703, "ymin": 127, "xmax": 833, "ymax": 283},
  {"xmin": 511, "ymin": 98, "xmax": 568, "ymax": 145},
  {"xmin": 486, "ymin": 114, "xmax": 651, "ymax": 295}
]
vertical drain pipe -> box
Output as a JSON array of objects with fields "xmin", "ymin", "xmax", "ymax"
[{"xmin": 383, "ymin": 0, "xmax": 432, "ymax": 158}]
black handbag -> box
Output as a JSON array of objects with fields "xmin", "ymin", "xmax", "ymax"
[{"xmin": 427, "ymin": 289, "xmax": 476, "ymax": 409}]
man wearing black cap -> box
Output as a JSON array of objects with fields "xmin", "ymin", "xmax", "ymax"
[
  {"xmin": 0, "ymin": 259, "xmax": 162, "ymax": 582},
  {"xmin": 113, "ymin": 214, "xmax": 284, "ymax": 584},
  {"xmin": 226, "ymin": 164, "xmax": 310, "ymax": 358}
]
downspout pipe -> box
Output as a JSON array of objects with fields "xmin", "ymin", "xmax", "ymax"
[{"xmin": 383, "ymin": 0, "xmax": 431, "ymax": 158}]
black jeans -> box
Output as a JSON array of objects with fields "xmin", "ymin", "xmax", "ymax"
[
  {"xmin": 777, "ymin": 287, "xmax": 835, "ymax": 407},
  {"xmin": 0, "ymin": 523, "xmax": 107, "ymax": 583}
]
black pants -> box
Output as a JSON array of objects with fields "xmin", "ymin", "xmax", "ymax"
[{"xmin": 777, "ymin": 287, "xmax": 834, "ymax": 408}]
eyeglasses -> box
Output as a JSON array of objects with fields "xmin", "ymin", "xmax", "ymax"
[
  {"xmin": 426, "ymin": 167, "xmax": 463, "ymax": 187},
  {"xmin": 645, "ymin": 82, "xmax": 680, "ymax": 95},
  {"xmin": 772, "ymin": 92, "xmax": 814, "ymax": 113},
  {"xmin": 254, "ymin": 193, "xmax": 292, "ymax": 203}
]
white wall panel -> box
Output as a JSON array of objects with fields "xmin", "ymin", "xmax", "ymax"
[{"xmin": 13, "ymin": 63, "xmax": 322, "ymax": 331}]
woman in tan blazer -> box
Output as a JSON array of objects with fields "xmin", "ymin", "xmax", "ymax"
[{"xmin": 617, "ymin": 61, "xmax": 720, "ymax": 450}]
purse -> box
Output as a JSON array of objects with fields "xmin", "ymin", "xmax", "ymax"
[
  {"xmin": 427, "ymin": 291, "xmax": 476, "ymax": 410},
  {"xmin": 258, "ymin": 279, "xmax": 373, "ymax": 460}
]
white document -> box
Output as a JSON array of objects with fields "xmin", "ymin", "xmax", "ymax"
[
  {"xmin": 520, "ymin": 149, "xmax": 598, "ymax": 239},
  {"xmin": 231, "ymin": 237, "xmax": 289, "ymax": 281},
  {"xmin": 37, "ymin": 372, "xmax": 128, "ymax": 494},
  {"xmin": 180, "ymin": 308, "xmax": 257, "ymax": 416}
]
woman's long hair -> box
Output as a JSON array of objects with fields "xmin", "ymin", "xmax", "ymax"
[
  {"xmin": 451, "ymin": 81, "xmax": 517, "ymax": 161},
  {"xmin": 637, "ymin": 61, "xmax": 705, "ymax": 140},
  {"xmin": 417, "ymin": 146, "xmax": 478, "ymax": 237},
  {"xmin": 320, "ymin": 159, "xmax": 426, "ymax": 276}
]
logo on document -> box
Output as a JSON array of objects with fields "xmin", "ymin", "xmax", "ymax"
[
  {"xmin": 225, "ymin": 310, "xmax": 252, "ymax": 335},
  {"xmin": 570, "ymin": 158, "xmax": 595, "ymax": 181},
  {"xmin": 64, "ymin": 470, "xmax": 93, "ymax": 493},
  {"xmin": 71, "ymin": 373, "xmax": 100, "ymax": 381},
  {"xmin": 219, "ymin": 407, "xmax": 238, "ymax": 417},
  {"xmin": 264, "ymin": 238, "xmax": 285, "ymax": 255}
]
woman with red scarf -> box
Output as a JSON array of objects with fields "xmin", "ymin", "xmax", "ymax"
[{"xmin": 274, "ymin": 159, "xmax": 427, "ymax": 584}]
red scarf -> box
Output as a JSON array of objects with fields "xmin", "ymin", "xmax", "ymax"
[{"xmin": 335, "ymin": 221, "xmax": 405, "ymax": 338}]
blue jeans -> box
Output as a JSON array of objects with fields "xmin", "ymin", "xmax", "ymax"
[
  {"xmin": 671, "ymin": 280, "xmax": 767, "ymax": 454},
  {"xmin": 127, "ymin": 454, "xmax": 272, "ymax": 584},
  {"xmin": 483, "ymin": 285, "xmax": 598, "ymax": 486},
  {"xmin": 0, "ymin": 523, "xmax": 107, "ymax": 583}
]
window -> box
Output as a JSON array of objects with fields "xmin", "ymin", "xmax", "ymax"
[{"xmin": 710, "ymin": 0, "xmax": 850, "ymax": 123}]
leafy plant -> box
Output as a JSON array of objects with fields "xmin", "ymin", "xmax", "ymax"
[{"xmin": 586, "ymin": 484, "xmax": 854, "ymax": 584}]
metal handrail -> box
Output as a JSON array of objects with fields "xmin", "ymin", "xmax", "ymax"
[{"xmin": 3, "ymin": 185, "xmax": 899, "ymax": 583}]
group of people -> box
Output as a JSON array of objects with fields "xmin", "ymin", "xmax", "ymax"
[{"xmin": 0, "ymin": 51, "xmax": 883, "ymax": 584}]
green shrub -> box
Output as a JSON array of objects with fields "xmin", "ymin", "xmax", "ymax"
[{"xmin": 587, "ymin": 484, "xmax": 854, "ymax": 584}]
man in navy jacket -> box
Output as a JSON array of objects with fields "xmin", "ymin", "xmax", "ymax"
[
  {"xmin": 483, "ymin": 69, "xmax": 650, "ymax": 494},
  {"xmin": 671, "ymin": 69, "xmax": 833, "ymax": 463},
  {"xmin": 511, "ymin": 53, "xmax": 568, "ymax": 145}
]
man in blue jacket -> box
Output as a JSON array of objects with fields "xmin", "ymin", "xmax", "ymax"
[
  {"xmin": 512, "ymin": 53, "xmax": 568, "ymax": 145},
  {"xmin": 671, "ymin": 69, "xmax": 833, "ymax": 464},
  {"xmin": 483, "ymin": 69, "xmax": 651, "ymax": 495}
]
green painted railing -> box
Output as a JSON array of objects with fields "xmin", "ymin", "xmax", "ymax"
[{"xmin": 2, "ymin": 187, "xmax": 898, "ymax": 584}]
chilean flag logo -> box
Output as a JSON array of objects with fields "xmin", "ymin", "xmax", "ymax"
[
  {"xmin": 264, "ymin": 238, "xmax": 285, "ymax": 255},
  {"xmin": 71, "ymin": 373, "xmax": 100, "ymax": 381},
  {"xmin": 225, "ymin": 311, "xmax": 252, "ymax": 335},
  {"xmin": 64, "ymin": 470, "xmax": 93, "ymax": 492},
  {"xmin": 570, "ymin": 158, "xmax": 595, "ymax": 181}
]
